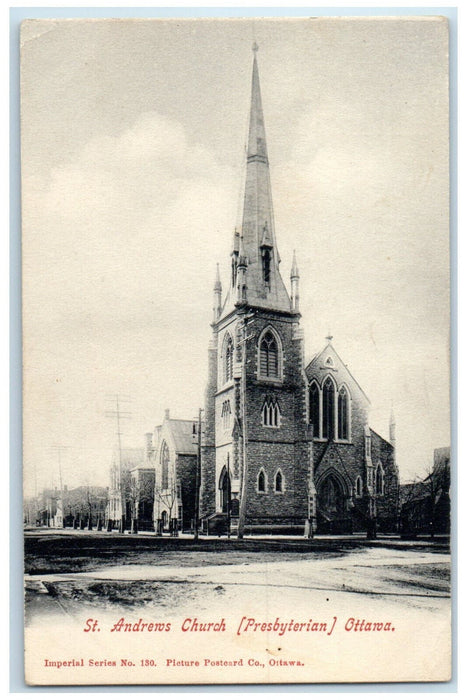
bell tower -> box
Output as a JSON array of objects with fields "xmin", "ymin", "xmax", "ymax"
[{"xmin": 200, "ymin": 45, "xmax": 315, "ymax": 536}]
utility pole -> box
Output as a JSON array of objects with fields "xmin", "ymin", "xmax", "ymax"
[
  {"xmin": 193, "ymin": 408, "xmax": 203, "ymax": 541},
  {"xmin": 50, "ymin": 445, "xmax": 70, "ymax": 528},
  {"xmin": 106, "ymin": 394, "xmax": 132, "ymax": 534}
]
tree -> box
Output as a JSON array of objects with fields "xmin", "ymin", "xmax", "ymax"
[
  {"xmin": 128, "ymin": 469, "xmax": 155, "ymax": 534},
  {"xmin": 154, "ymin": 478, "xmax": 179, "ymax": 536},
  {"xmin": 399, "ymin": 458, "xmax": 450, "ymax": 537}
]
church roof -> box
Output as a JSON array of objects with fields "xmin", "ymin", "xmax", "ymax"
[
  {"xmin": 306, "ymin": 340, "xmax": 371, "ymax": 406},
  {"xmin": 155, "ymin": 418, "xmax": 197, "ymax": 456}
]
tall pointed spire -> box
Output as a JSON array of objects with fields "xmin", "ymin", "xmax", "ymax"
[
  {"xmin": 237, "ymin": 44, "xmax": 291, "ymax": 311},
  {"xmin": 247, "ymin": 43, "xmax": 268, "ymax": 166}
]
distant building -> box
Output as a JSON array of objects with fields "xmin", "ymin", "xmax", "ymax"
[
  {"xmin": 151, "ymin": 410, "xmax": 198, "ymax": 533},
  {"xmin": 106, "ymin": 447, "xmax": 144, "ymax": 530},
  {"xmin": 128, "ymin": 433, "xmax": 156, "ymax": 531},
  {"xmin": 24, "ymin": 485, "xmax": 108, "ymax": 529},
  {"xmin": 64, "ymin": 485, "xmax": 108, "ymax": 528},
  {"xmin": 400, "ymin": 447, "xmax": 450, "ymax": 535}
]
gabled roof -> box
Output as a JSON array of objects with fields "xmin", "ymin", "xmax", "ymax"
[
  {"xmin": 153, "ymin": 418, "xmax": 198, "ymax": 456},
  {"xmin": 306, "ymin": 340, "xmax": 371, "ymax": 405},
  {"xmin": 167, "ymin": 419, "xmax": 198, "ymax": 455}
]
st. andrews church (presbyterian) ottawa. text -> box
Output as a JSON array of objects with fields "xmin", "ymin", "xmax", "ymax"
[{"xmin": 157, "ymin": 45, "xmax": 399, "ymax": 537}]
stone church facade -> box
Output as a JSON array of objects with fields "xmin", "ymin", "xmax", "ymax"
[{"xmin": 199, "ymin": 47, "xmax": 399, "ymax": 535}]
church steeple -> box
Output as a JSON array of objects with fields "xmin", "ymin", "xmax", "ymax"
[
  {"xmin": 218, "ymin": 45, "xmax": 292, "ymax": 321},
  {"xmin": 237, "ymin": 44, "xmax": 291, "ymax": 312}
]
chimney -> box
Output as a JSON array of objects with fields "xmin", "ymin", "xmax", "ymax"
[
  {"xmin": 164, "ymin": 408, "xmax": 170, "ymax": 421},
  {"xmin": 145, "ymin": 432, "xmax": 153, "ymax": 459}
]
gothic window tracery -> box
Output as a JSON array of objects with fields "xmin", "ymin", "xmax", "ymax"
[
  {"xmin": 338, "ymin": 386, "xmax": 350, "ymax": 440},
  {"xmin": 224, "ymin": 334, "xmax": 234, "ymax": 383},
  {"xmin": 309, "ymin": 381, "xmax": 320, "ymax": 438},
  {"xmin": 259, "ymin": 329, "xmax": 280, "ymax": 379},
  {"xmin": 262, "ymin": 397, "xmax": 280, "ymax": 427},
  {"xmin": 221, "ymin": 400, "xmax": 231, "ymax": 430},
  {"xmin": 322, "ymin": 377, "xmax": 336, "ymax": 440},
  {"xmin": 160, "ymin": 441, "xmax": 170, "ymax": 490},
  {"xmin": 376, "ymin": 463, "xmax": 384, "ymax": 495}
]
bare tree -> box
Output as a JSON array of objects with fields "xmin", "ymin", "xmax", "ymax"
[
  {"xmin": 399, "ymin": 458, "xmax": 450, "ymax": 537},
  {"xmin": 154, "ymin": 479, "xmax": 178, "ymax": 536}
]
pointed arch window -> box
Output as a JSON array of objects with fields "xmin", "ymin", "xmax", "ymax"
[
  {"xmin": 274, "ymin": 469, "xmax": 284, "ymax": 493},
  {"xmin": 309, "ymin": 382, "xmax": 320, "ymax": 438},
  {"xmin": 338, "ymin": 386, "xmax": 350, "ymax": 440},
  {"xmin": 262, "ymin": 249, "xmax": 271, "ymax": 288},
  {"xmin": 355, "ymin": 475, "xmax": 363, "ymax": 498},
  {"xmin": 257, "ymin": 469, "xmax": 267, "ymax": 493},
  {"xmin": 322, "ymin": 377, "xmax": 336, "ymax": 440},
  {"xmin": 224, "ymin": 334, "xmax": 234, "ymax": 383},
  {"xmin": 259, "ymin": 330, "xmax": 279, "ymax": 379},
  {"xmin": 160, "ymin": 441, "xmax": 170, "ymax": 490},
  {"xmin": 376, "ymin": 463, "xmax": 384, "ymax": 496},
  {"xmin": 262, "ymin": 397, "xmax": 280, "ymax": 427},
  {"xmin": 221, "ymin": 400, "xmax": 231, "ymax": 430}
]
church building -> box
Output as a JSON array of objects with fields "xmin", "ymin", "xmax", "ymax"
[{"xmin": 199, "ymin": 46, "xmax": 399, "ymax": 536}]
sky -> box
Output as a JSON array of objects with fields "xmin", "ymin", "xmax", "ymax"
[{"xmin": 20, "ymin": 17, "xmax": 450, "ymax": 496}]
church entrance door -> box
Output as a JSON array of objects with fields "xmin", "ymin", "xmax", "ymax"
[
  {"xmin": 317, "ymin": 473, "xmax": 352, "ymax": 534},
  {"xmin": 220, "ymin": 468, "xmax": 231, "ymax": 515}
]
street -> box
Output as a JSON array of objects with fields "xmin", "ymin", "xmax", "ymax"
[{"xmin": 23, "ymin": 530, "xmax": 451, "ymax": 684}]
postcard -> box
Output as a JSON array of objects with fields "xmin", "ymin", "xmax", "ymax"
[{"xmin": 21, "ymin": 16, "xmax": 451, "ymax": 685}]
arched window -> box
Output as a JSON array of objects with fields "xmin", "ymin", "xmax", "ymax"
[
  {"xmin": 257, "ymin": 469, "xmax": 267, "ymax": 493},
  {"xmin": 262, "ymin": 249, "xmax": 271, "ymax": 287},
  {"xmin": 355, "ymin": 475, "xmax": 363, "ymax": 498},
  {"xmin": 376, "ymin": 463, "xmax": 384, "ymax": 495},
  {"xmin": 338, "ymin": 386, "xmax": 350, "ymax": 440},
  {"xmin": 274, "ymin": 470, "xmax": 283, "ymax": 493},
  {"xmin": 262, "ymin": 397, "xmax": 280, "ymax": 427},
  {"xmin": 322, "ymin": 377, "xmax": 335, "ymax": 440},
  {"xmin": 259, "ymin": 330, "xmax": 279, "ymax": 378},
  {"xmin": 221, "ymin": 400, "xmax": 231, "ymax": 430},
  {"xmin": 309, "ymin": 381, "xmax": 320, "ymax": 438},
  {"xmin": 224, "ymin": 334, "xmax": 234, "ymax": 383},
  {"xmin": 160, "ymin": 441, "xmax": 170, "ymax": 490}
]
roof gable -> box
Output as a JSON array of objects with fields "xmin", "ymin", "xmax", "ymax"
[{"xmin": 305, "ymin": 342, "xmax": 370, "ymax": 406}]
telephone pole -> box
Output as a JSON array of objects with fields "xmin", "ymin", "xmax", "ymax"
[
  {"xmin": 50, "ymin": 445, "xmax": 70, "ymax": 528},
  {"xmin": 193, "ymin": 408, "xmax": 204, "ymax": 540},
  {"xmin": 106, "ymin": 395, "xmax": 132, "ymax": 533}
]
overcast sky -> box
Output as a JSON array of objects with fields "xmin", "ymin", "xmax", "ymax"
[{"xmin": 21, "ymin": 17, "xmax": 450, "ymax": 495}]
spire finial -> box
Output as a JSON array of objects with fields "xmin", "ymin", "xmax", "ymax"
[
  {"xmin": 214, "ymin": 263, "xmax": 221, "ymax": 291},
  {"xmin": 326, "ymin": 334, "xmax": 333, "ymax": 343},
  {"xmin": 252, "ymin": 41, "xmax": 259, "ymax": 54},
  {"xmin": 290, "ymin": 249, "xmax": 299, "ymax": 279}
]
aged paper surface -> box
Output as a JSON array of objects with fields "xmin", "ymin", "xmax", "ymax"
[{"xmin": 21, "ymin": 17, "xmax": 451, "ymax": 685}]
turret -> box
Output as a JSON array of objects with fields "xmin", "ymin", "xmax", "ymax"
[
  {"xmin": 212, "ymin": 264, "xmax": 222, "ymax": 322},
  {"xmin": 231, "ymin": 229, "xmax": 240, "ymax": 288},
  {"xmin": 290, "ymin": 249, "xmax": 300, "ymax": 312},
  {"xmin": 236, "ymin": 233, "xmax": 248, "ymax": 305}
]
